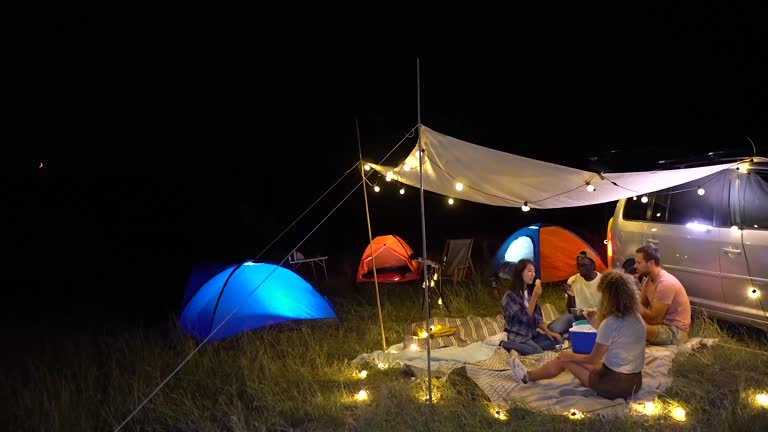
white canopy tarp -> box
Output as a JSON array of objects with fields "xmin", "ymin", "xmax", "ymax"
[{"xmin": 370, "ymin": 126, "xmax": 735, "ymax": 208}]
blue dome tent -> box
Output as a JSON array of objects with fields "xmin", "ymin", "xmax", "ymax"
[{"xmin": 180, "ymin": 262, "xmax": 337, "ymax": 341}]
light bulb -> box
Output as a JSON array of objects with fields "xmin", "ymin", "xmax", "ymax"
[
  {"xmin": 522, "ymin": 201, "xmax": 530, "ymax": 212},
  {"xmin": 433, "ymin": 272, "xmax": 438, "ymax": 280},
  {"xmin": 385, "ymin": 171, "xmax": 393, "ymax": 182},
  {"xmin": 670, "ymin": 406, "xmax": 686, "ymax": 422},
  {"xmin": 586, "ymin": 183, "xmax": 595, "ymax": 192},
  {"xmin": 656, "ymin": 212, "xmax": 661, "ymax": 217},
  {"xmin": 566, "ymin": 409, "xmax": 585, "ymax": 420},
  {"xmin": 355, "ymin": 390, "xmax": 369, "ymax": 401},
  {"xmin": 641, "ymin": 196, "xmax": 649, "ymax": 203},
  {"xmin": 358, "ymin": 370, "xmax": 368, "ymax": 378},
  {"xmin": 731, "ymin": 225, "xmax": 740, "ymax": 232},
  {"xmin": 448, "ymin": 198, "xmax": 454, "ymax": 205},
  {"xmin": 755, "ymin": 393, "xmax": 768, "ymax": 407},
  {"xmin": 748, "ymin": 288, "xmax": 760, "ymax": 298},
  {"xmin": 632, "ymin": 196, "xmax": 638, "ymax": 200},
  {"xmin": 364, "ymin": 164, "xmax": 371, "ymax": 171},
  {"xmin": 437, "ymin": 297, "xmax": 443, "ymax": 305},
  {"xmin": 455, "ymin": 182, "xmax": 464, "ymax": 191},
  {"xmin": 399, "ymin": 188, "xmax": 405, "ymax": 195},
  {"xmin": 373, "ymin": 185, "xmax": 380, "ymax": 192},
  {"xmin": 409, "ymin": 343, "xmax": 419, "ymax": 350},
  {"xmin": 697, "ymin": 187, "xmax": 705, "ymax": 195},
  {"xmin": 403, "ymin": 164, "xmax": 411, "ymax": 171}
]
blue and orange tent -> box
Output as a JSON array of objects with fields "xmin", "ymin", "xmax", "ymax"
[{"xmin": 494, "ymin": 224, "xmax": 606, "ymax": 283}]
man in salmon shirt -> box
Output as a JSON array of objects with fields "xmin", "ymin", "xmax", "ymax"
[{"xmin": 634, "ymin": 245, "xmax": 691, "ymax": 345}]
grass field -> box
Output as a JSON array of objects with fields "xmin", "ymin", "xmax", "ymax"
[{"xmin": 2, "ymin": 276, "xmax": 768, "ymax": 431}]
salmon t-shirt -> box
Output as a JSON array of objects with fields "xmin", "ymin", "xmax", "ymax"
[{"xmin": 643, "ymin": 269, "xmax": 691, "ymax": 332}]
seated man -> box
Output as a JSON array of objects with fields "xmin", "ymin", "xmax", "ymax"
[
  {"xmin": 547, "ymin": 250, "xmax": 602, "ymax": 338},
  {"xmin": 634, "ymin": 245, "xmax": 691, "ymax": 345}
]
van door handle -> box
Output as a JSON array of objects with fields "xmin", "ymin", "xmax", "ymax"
[
  {"xmin": 647, "ymin": 239, "xmax": 660, "ymax": 244},
  {"xmin": 722, "ymin": 247, "xmax": 743, "ymax": 254}
]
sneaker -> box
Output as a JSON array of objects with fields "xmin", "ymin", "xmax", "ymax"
[{"xmin": 510, "ymin": 357, "xmax": 528, "ymax": 383}]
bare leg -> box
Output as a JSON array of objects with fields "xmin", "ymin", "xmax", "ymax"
[
  {"xmin": 528, "ymin": 358, "xmax": 598, "ymax": 387},
  {"xmin": 562, "ymin": 361, "xmax": 598, "ymax": 387},
  {"xmin": 527, "ymin": 358, "xmax": 567, "ymax": 381}
]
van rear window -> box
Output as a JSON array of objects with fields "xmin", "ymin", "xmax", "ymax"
[
  {"xmin": 623, "ymin": 196, "xmax": 649, "ymax": 221},
  {"xmin": 741, "ymin": 171, "xmax": 768, "ymax": 230}
]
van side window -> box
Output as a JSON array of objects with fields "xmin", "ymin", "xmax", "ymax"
[
  {"xmin": 667, "ymin": 188, "xmax": 716, "ymax": 225},
  {"xmin": 651, "ymin": 194, "xmax": 669, "ymax": 222},
  {"xmin": 740, "ymin": 171, "xmax": 768, "ymax": 230},
  {"xmin": 623, "ymin": 196, "xmax": 649, "ymax": 221}
]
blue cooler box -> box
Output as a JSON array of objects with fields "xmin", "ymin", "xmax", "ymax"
[{"xmin": 570, "ymin": 324, "xmax": 597, "ymax": 354}]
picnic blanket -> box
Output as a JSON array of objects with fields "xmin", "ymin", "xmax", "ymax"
[
  {"xmin": 401, "ymin": 305, "xmax": 561, "ymax": 350},
  {"xmin": 465, "ymin": 337, "xmax": 719, "ymax": 418},
  {"xmin": 353, "ymin": 332, "xmax": 718, "ymax": 419}
]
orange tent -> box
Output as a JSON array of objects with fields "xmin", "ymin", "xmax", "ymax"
[
  {"xmin": 356, "ymin": 235, "xmax": 422, "ymax": 283},
  {"xmin": 494, "ymin": 224, "xmax": 606, "ymax": 283}
]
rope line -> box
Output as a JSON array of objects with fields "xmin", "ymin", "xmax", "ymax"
[{"xmin": 113, "ymin": 125, "xmax": 417, "ymax": 431}]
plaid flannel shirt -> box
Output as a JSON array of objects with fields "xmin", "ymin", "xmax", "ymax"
[{"xmin": 501, "ymin": 288, "xmax": 544, "ymax": 343}]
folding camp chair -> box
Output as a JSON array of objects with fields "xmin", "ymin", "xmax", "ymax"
[
  {"xmin": 289, "ymin": 250, "xmax": 329, "ymax": 281},
  {"xmin": 441, "ymin": 239, "xmax": 475, "ymax": 287}
]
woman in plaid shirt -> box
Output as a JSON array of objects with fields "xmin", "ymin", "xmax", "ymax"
[{"xmin": 499, "ymin": 259, "xmax": 562, "ymax": 355}]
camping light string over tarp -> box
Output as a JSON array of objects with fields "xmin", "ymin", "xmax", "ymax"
[
  {"xmin": 113, "ymin": 125, "xmax": 418, "ymax": 432},
  {"xmin": 380, "ymin": 152, "xmax": 753, "ymax": 209}
]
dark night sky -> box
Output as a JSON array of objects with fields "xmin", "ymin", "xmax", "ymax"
[{"xmin": 5, "ymin": 8, "xmax": 768, "ymax": 328}]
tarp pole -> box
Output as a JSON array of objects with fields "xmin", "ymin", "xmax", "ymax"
[
  {"xmin": 417, "ymin": 58, "xmax": 433, "ymax": 405},
  {"xmin": 356, "ymin": 118, "xmax": 387, "ymax": 352}
]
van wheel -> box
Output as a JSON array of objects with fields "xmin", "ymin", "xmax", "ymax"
[{"xmin": 621, "ymin": 258, "xmax": 637, "ymax": 275}]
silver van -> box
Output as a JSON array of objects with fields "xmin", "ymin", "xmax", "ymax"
[{"xmin": 607, "ymin": 159, "xmax": 768, "ymax": 329}]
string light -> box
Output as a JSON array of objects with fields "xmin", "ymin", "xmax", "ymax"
[
  {"xmin": 632, "ymin": 401, "xmax": 661, "ymax": 416},
  {"xmin": 364, "ymin": 164, "xmax": 371, "ymax": 171},
  {"xmin": 641, "ymin": 196, "xmax": 649, "ymax": 203},
  {"xmin": 632, "ymin": 196, "xmax": 638, "ymax": 200},
  {"xmin": 490, "ymin": 405, "xmax": 508, "ymax": 421},
  {"xmin": 385, "ymin": 171, "xmax": 393, "ymax": 182},
  {"xmin": 399, "ymin": 188, "xmax": 405, "ymax": 195},
  {"xmin": 748, "ymin": 287, "xmax": 760, "ymax": 298},
  {"xmin": 566, "ymin": 409, "xmax": 585, "ymax": 420},
  {"xmin": 755, "ymin": 393, "xmax": 768, "ymax": 407},
  {"xmin": 437, "ymin": 297, "xmax": 443, "ymax": 305},
  {"xmin": 448, "ymin": 198, "xmax": 454, "ymax": 205},
  {"xmin": 586, "ymin": 182, "xmax": 595, "ymax": 192},
  {"xmin": 669, "ymin": 406, "xmax": 686, "ymax": 422},
  {"xmin": 358, "ymin": 370, "xmax": 368, "ymax": 378},
  {"xmin": 403, "ymin": 164, "xmax": 411, "ymax": 172},
  {"xmin": 355, "ymin": 390, "xmax": 369, "ymax": 401},
  {"xmin": 697, "ymin": 186, "xmax": 706, "ymax": 196},
  {"xmin": 373, "ymin": 185, "xmax": 380, "ymax": 192},
  {"xmin": 731, "ymin": 225, "xmax": 740, "ymax": 232},
  {"xmin": 521, "ymin": 201, "xmax": 530, "ymax": 212},
  {"xmin": 455, "ymin": 182, "xmax": 464, "ymax": 191}
]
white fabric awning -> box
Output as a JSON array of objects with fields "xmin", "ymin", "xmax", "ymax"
[{"xmin": 369, "ymin": 126, "xmax": 735, "ymax": 209}]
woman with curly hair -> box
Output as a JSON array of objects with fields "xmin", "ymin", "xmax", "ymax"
[{"xmin": 511, "ymin": 270, "xmax": 645, "ymax": 400}]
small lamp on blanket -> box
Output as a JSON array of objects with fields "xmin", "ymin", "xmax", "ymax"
[{"xmin": 404, "ymin": 335, "xmax": 428, "ymax": 350}]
